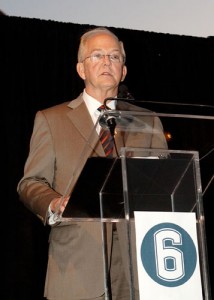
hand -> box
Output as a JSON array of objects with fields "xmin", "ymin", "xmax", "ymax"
[{"xmin": 50, "ymin": 196, "xmax": 70, "ymax": 213}]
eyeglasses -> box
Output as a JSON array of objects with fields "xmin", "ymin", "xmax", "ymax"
[{"xmin": 82, "ymin": 52, "xmax": 125, "ymax": 64}]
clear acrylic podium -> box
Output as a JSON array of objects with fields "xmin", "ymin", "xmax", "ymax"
[{"xmin": 55, "ymin": 104, "xmax": 213, "ymax": 300}]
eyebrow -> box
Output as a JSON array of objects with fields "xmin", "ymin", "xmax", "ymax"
[{"xmin": 90, "ymin": 48, "xmax": 121, "ymax": 53}]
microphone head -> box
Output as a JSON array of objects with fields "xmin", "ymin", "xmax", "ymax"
[{"xmin": 118, "ymin": 84, "xmax": 134, "ymax": 100}]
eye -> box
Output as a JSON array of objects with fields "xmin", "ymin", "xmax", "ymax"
[
  {"xmin": 92, "ymin": 53, "xmax": 103, "ymax": 60},
  {"xmin": 110, "ymin": 54, "xmax": 120, "ymax": 61}
]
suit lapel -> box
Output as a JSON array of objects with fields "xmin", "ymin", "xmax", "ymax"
[{"xmin": 67, "ymin": 96, "xmax": 104, "ymax": 157}]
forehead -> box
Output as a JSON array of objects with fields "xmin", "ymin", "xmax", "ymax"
[{"xmin": 85, "ymin": 33, "xmax": 121, "ymax": 52}]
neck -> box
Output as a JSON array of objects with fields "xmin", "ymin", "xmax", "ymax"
[{"xmin": 85, "ymin": 87, "xmax": 118, "ymax": 104}]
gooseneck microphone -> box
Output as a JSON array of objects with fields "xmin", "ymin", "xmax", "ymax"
[
  {"xmin": 103, "ymin": 84, "xmax": 135, "ymax": 109},
  {"xmin": 99, "ymin": 84, "xmax": 135, "ymax": 136},
  {"xmin": 117, "ymin": 84, "xmax": 135, "ymax": 100}
]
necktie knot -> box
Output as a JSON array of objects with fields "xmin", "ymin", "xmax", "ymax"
[{"xmin": 97, "ymin": 104, "xmax": 105, "ymax": 112}]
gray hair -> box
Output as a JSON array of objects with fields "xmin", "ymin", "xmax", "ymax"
[{"xmin": 77, "ymin": 27, "xmax": 126, "ymax": 63}]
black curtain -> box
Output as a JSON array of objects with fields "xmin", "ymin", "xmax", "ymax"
[{"xmin": 1, "ymin": 16, "xmax": 213, "ymax": 299}]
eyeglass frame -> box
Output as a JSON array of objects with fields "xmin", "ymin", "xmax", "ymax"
[{"xmin": 81, "ymin": 51, "xmax": 126, "ymax": 64}]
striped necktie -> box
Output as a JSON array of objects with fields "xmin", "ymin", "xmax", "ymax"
[{"xmin": 98, "ymin": 105, "xmax": 114, "ymax": 158}]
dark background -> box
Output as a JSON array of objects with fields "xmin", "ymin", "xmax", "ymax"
[{"xmin": 1, "ymin": 15, "xmax": 213, "ymax": 299}]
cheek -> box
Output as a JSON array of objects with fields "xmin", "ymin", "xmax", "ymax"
[
  {"xmin": 115, "ymin": 68, "xmax": 126, "ymax": 82},
  {"xmin": 85, "ymin": 65, "xmax": 98, "ymax": 79},
  {"xmin": 114, "ymin": 64, "xmax": 125, "ymax": 74}
]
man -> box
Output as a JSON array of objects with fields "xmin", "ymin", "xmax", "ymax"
[{"xmin": 17, "ymin": 27, "xmax": 167, "ymax": 300}]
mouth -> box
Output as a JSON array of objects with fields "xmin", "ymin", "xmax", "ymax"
[{"xmin": 101, "ymin": 72, "xmax": 112, "ymax": 76}]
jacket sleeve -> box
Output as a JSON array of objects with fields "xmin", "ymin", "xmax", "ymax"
[{"xmin": 17, "ymin": 110, "xmax": 61, "ymax": 224}]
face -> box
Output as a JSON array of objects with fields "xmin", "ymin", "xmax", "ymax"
[{"xmin": 76, "ymin": 32, "xmax": 127, "ymax": 95}]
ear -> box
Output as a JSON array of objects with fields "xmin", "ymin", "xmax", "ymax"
[
  {"xmin": 121, "ymin": 65, "xmax": 127, "ymax": 82},
  {"xmin": 76, "ymin": 62, "xmax": 86, "ymax": 80}
]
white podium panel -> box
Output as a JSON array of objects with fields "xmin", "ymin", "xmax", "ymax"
[{"xmin": 134, "ymin": 211, "xmax": 203, "ymax": 300}]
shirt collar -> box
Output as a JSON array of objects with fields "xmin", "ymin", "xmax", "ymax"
[{"xmin": 83, "ymin": 89, "xmax": 117, "ymax": 113}]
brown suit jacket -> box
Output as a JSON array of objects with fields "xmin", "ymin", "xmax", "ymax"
[{"xmin": 17, "ymin": 94, "xmax": 168, "ymax": 299}]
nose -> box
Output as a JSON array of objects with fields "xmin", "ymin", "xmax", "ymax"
[{"xmin": 103, "ymin": 55, "xmax": 111, "ymax": 65}]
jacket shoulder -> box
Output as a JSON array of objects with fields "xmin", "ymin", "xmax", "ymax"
[{"xmin": 39, "ymin": 94, "xmax": 83, "ymax": 117}]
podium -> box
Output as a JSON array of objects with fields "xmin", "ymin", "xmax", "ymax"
[{"xmin": 55, "ymin": 104, "xmax": 213, "ymax": 300}]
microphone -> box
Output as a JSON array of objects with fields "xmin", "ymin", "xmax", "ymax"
[
  {"xmin": 99, "ymin": 109, "xmax": 118, "ymax": 136},
  {"xmin": 99, "ymin": 84, "xmax": 135, "ymax": 140},
  {"xmin": 117, "ymin": 84, "xmax": 135, "ymax": 100},
  {"xmin": 103, "ymin": 84, "xmax": 135, "ymax": 109}
]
